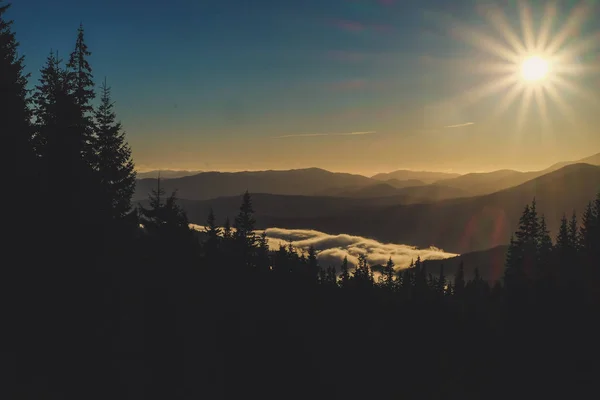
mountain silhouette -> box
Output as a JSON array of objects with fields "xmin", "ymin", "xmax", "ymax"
[
  {"xmin": 422, "ymin": 245, "xmax": 509, "ymax": 283},
  {"xmin": 134, "ymin": 168, "xmax": 377, "ymax": 201},
  {"xmin": 371, "ymin": 170, "xmax": 460, "ymax": 183},
  {"xmin": 433, "ymin": 152, "xmax": 600, "ymax": 196},
  {"xmin": 208, "ymin": 163, "xmax": 599, "ymax": 254},
  {"xmin": 136, "ymin": 170, "xmax": 203, "ymax": 179}
]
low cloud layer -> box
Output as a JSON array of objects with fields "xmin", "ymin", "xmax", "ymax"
[
  {"xmin": 191, "ymin": 225, "xmax": 457, "ymax": 271},
  {"xmin": 272, "ymin": 131, "xmax": 376, "ymax": 139}
]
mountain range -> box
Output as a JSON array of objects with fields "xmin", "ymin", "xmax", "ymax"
[
  {"xmin": 136, "ymin": 170, "xmax": 203, "ymax": 180},
  {"xmin": 134, "ymin": 152, "xmax": 600, "ymax": 261},
  {"xmin": 154, "ymin": 163, "xmax": 600, "ymax": 255},
  {"xmin": 135, "ymin": 153, "xmax": 599, "ymax": 202}
]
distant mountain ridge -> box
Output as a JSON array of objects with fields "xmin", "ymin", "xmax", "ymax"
[
  {"xmin": 136, "ymin": 170, "xmax": 203, "ymax": 179},
  {"xmin": 371, "ymin": 170, "xmax": 460, "ymax": 184},
  {"xmin": 168, "ymin": 163, "xmax": 600, "ymax": 254},
  {"xmin": 134, "ymin": 152, "xmax": 600, "ymax": 203},
  {"xmin": 432, "ymin": 152, "xmax": 600, "ymax": 196},
  {"xmin": 134, "ymin": 168, "xmax": 376, "ymax": 201}
]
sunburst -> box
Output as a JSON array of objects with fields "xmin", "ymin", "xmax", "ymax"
[{"xmin": 435, "ymin": 1, "xmax": 600, "ymax": 132}]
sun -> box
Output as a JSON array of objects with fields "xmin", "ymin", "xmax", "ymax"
[
  {"xmin": 434, "ymin": 1, "xmax": 600, "ymax": 131},
  {"xmin": 521, "ymin": 56, "xmax": 549, "ymax": 82}
]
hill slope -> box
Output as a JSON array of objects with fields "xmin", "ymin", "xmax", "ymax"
[
  {"xmin": 422, "ymin": 245, "xmax": 509, "ymax": 283},
  {"xmin": 434, "ymin": 152, "xmax": 600, "ymax": 196}
]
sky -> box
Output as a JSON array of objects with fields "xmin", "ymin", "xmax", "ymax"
[{"xmin": 8, "ymin": 0, "xmax": 600, "ymax": 175}]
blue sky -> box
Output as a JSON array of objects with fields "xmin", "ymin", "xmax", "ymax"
[{"xmin": 8, "ymin": 0, "xmax": 600, "ymax": 174}]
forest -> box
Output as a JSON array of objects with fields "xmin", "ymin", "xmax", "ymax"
[{"xmin": 4, "ymin": 2, "xmax": 600, "ymax": 399}]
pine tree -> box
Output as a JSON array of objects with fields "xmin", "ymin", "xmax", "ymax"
[
  {"xmin": 234, "ymin": 191, "xmax": 257, "ymax": 247},
  {"xmin": 339, "ymin": 256, "xmax": 350, "ymax": 287},
  {"xmin": 414, "ymin": 256, "xmax": 428, "ymax": 295},
  {"xmin": 66, "ymin": 23, "xmax": 95, "ymax": 164},
  {"xmin": 383, "ymin": 257, "xmax": 395, "ymax": 289},
  {"xmin": 556, "ymin": 214, "xmax": 570, "ymax": 252},
  {"xmin": 139, "ymin": 178, "xmax": 191, "ymax": 240},
  {"xmin": 536, "ymin": 214, "xmax": 553, "ymax": 281},
  {"xmin": 505, "ymin": 200, "xmax": 538, "ymax": 288},
  {"xmin": 33, "ymin": 50, "xmax": 93, "ymax": 224},
  {"xmin": 33, "ymin": 50, "xmax": 64, "ymax": 158},
  {"xmin": 1, "ymin": 1, "xmax": 34, "ymax": 172},
  {"xmin": 353, "ymin": 254, "xmax": 372, "ymax": 285},
  {"xmin": 307, "ymin": 246, "xmax": 319, "ymax": 282},
  {"xmin": 223, "ymin": 217, "xmax": 232, "ymax": 240},
  {"xmin": 67, "ymin": 24, "xmax": 95, "ymax": 113},
  {"xmin": 568, "ymin": 211, "xmax": 580, "ymax": 253},
  {"xmin": 234, "ymin": 191, "xmax": 257, "ymax": 266},
  {"xmin": 204, "ymin": 207, "xmax": 221, "ymax": 261},
  {"xmin": 1, "ymin": 2, "xmax": 37, "ymax": 234},
  {"xmin": 403, "ymin": 260, "xmax": 415, "ymax": 290},
  {"xmin": 94, "ymin": 79, "xmax": 135, "ymax": 219},
  {"xmin": 580, "ymin": 200, "xmax": 599, "ymax": 266}
]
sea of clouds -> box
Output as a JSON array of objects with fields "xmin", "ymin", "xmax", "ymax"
[{"xmin": 190, "ymin": 225, "xmax": 457, "ymax": 271}]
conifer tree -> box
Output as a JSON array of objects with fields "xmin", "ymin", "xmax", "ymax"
[
  {"xmin": 383, "ymin": 257, "xmax": 395, "ymax": 289},
  {"xmin": 568, "ymin": 212, "xmax": 580, "ymax": 252},
  {"xmin": 33, "ymin": 51, "xmax": 64, "ymax": 158},
  {"xmin": 556, "ymin": 215, "xmax": 570, "ymax": 252},
  {"xmin": 33, "ymin": 49, "xmax": 93, "ymax": 223},
  {"xmin": 580, "ymin": 200, "xmax": 599, "ymax": 269},
  {"xmin": 234, "ymin": 191, "xmax": 257, "ymax": 267},
  {"xmin": 204, "ymin": 207, "xmax": 221, "ymax": 260},
  {"xmin": 223, "ymin": 217, "xmax": 232, "ymax": 240},
  {"xmin": 139, "ymin": 178, "xmax": 191, "ymax": 240},
  {"xmin": 66, "ymin": 23, "xmax": 95, "ymax": 163},
  {"xmin": 307, "ymin": 246, "xmax": 320, "ymax": 282},
  {"xmin": 353, "ymin": 254, "xmax": 372, "ymax": 285},
  {"xmin": 537, "ymin": 214, "xmax": 553, "ymax": 280},
  {"xmin": 1, "ymin": 1, "xmax": 37, "ymax": 234},
  {"xmin": 505, "ymin": 200, "xmax": 539, "ymax": 288},
  {"xmin": 339, "ymin": 256, "xmax": 350, "ymax": 287},
  {"xmin": 234, "ymin": 191, "xmax": 257, "ymax": 248},
  {"xmin": 94, "ymin": 79, "xmax": 135, "ymax": 219},
  {"xmin": 1, "ymin": 1, "xmax": 33, "ymax": 172}
]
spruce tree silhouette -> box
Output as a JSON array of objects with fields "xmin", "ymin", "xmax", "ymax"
[
  {"xmin": 0, "ymin": 1, "xmax": 34, "ymax": 190},
  {"xmin": 67, "ymin": 23, "xmax": 96, "ymax": 164},
  {"xmin": 383, "ymin": 256, "xmax": 395, "ymax": 289},
  {"xmin": 233, "ymin": 190, "xmax": 257, "ymax": 268},
  {"xmin": 94, "ymin": 78, "xmax": 136, "ymax": 220},
  {"xmin": 203, "ymin": 207, "xmax": 221, "ymax": 263}
]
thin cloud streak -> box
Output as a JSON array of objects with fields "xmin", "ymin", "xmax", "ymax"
[
  {"xmin": 272, "ymin": 131, "xmax": 376, "ymax": 139},
  {"xmin": 444, "ymin": 122, "xmax": 475, "ymax": 128}
]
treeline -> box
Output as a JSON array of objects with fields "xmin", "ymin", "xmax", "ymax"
[{"xmin": 4, "ymin": 3, "xmax": 600, "ymax": 399}]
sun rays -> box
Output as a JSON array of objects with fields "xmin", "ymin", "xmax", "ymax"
[{"xmin": 441, "ymin": 1, "xmax": 600, "ymax": 132}]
